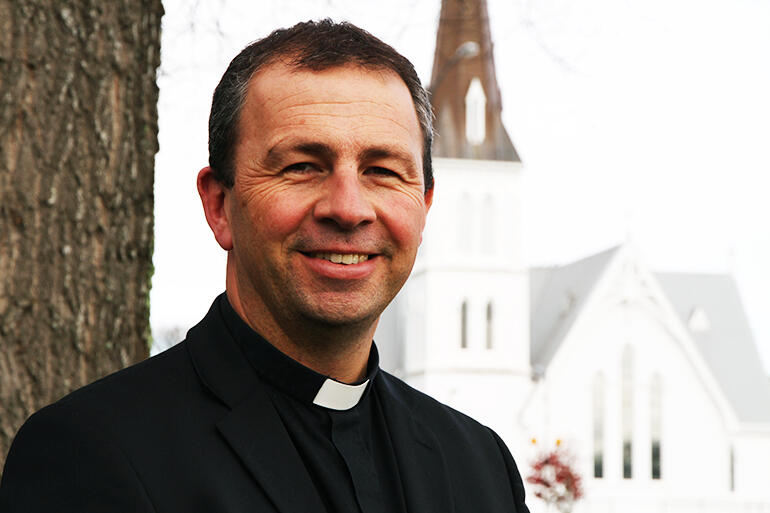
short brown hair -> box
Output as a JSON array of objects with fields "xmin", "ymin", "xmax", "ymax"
[{"xmin": 208, "ymin": 19, "xmax": 434, "ymax": 192}]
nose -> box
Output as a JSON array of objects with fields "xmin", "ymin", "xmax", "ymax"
[{"xmin": 313, "ymin": 168, "xmax": 376, "ymax": 230}]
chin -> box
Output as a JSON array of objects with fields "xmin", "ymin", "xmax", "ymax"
[{"xmin": 301, "ymin": 303, "xmax": 383, "ymax": 330}]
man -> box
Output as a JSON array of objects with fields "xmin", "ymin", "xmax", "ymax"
[{"xmin": 0, "ymin": 20, "xmax": 529, "ymax": 512}]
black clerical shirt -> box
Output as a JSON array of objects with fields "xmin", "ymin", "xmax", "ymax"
[{"xmin": 220, "ymin": 297, "xmax": 408, "ymax": 513}]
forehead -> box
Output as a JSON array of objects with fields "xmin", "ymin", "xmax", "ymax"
[{"xmin": 240, "ymin": 62, "xmax": 421, "ymax": 145}]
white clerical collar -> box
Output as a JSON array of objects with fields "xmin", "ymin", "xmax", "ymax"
[{"xmin": 312, "ymin": 378, "xmax": 370, "ymax": 411}]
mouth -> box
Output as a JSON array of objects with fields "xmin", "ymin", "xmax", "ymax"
[{"xmin": 307, "ymin": 252, "xmax": 371, "ymax": 265}]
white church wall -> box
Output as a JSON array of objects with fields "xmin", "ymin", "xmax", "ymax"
[
  {"xmin": 374, "ymin": 290, "xmax": 405, "ymax": 375},
  {"xmin": 421, "ymin": 370, "xmax": 531, "ymax": 446},
  {"xmin": 413, "ymin": 157, "xmax": 530, "ymax": 371},
  {"xmin": 417, "ymin": 157, "xmax": 524, "ymax": 271},
  {"xmin": 732, "ymin": 428, "xmax": 770, "ymax": 498},
  {"xmin": 391, "ymin": 265, "xmax": 531, "ymax": 450},
  {"xmin": 415, "ymin": 269, "xmax": 528, "ymax": 371},
  {"xmin": 399, "ymin": 272, "xmax": 428, "ymax": 380}
]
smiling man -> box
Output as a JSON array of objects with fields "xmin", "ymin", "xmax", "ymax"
[
  {"xmin": 199, "ymin": 62, "xmax": 430, "ymax": 384},
  {"xmin": 0, "ymin": 20, "xmax": 529, "ymax": 513}
]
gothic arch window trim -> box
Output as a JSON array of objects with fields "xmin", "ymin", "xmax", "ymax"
[
  {"xmin": 485, "ymin": 301, "xmax": 493, "ymax": 349},
  {"xmin": 730, "ymin": 445, "xmax": 736, "ymax": 492},
  {"xmin": 481, "ymin": 194, "xmax": 496, "ymax": 254},
  {"xmin": 458, "ymin": 193, "xmax": 473, "ymax": 251},
  {"xmin": 651, "ymin": 373, "xmax": 662, "ymax": 480},
  {"xmin": 593, "ymin": 372, "xmax": 606, "ymax": 479},
  {"xmin": 622, "ymin": 345, "xmax": 634, "ymax": 479},
  {"xmin": 465, "ymin": 77, "xmax": 486, "ymax": 145}
]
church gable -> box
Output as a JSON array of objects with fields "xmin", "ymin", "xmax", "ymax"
[
  {"xmin": 656, "ymin": 273, "xmax": 770, "ymax": 425},
  {"xmin": 534, "ymin": 245, "xmax": 742, "ymax": 429},
  {"xmin": 529, "ymin": 245, "xmax": 620, "ymax": 368},
  {"xmin": 530, "ymin": 246, "xmax": 741, "ymax": 490}
]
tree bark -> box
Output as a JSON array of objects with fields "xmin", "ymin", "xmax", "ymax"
[{"xmin": 0, "ymin": 0, "xmax": 162, "ymax": 467}]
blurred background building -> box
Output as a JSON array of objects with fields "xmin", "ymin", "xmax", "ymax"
[{"xmin": 374, "ymin": 1, "xmax": 770, "ymax": 511}]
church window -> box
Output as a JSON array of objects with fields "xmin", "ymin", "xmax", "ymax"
[
  {"xmin": 622, "ymin": 345, "xmax": 634, "ymax": 479},
  {"xmin": 458, "ymin": 193, "xmax": 473, "ymax": 251},
  {"xmin": 688, "ymin": 306, "xmax": 711, "ymax": 333},
  {"xmin": 485, "ymin": 301, "xmax": 493, "ymax": 349},
  {"xmin": 465, "ymin": 77, "xmax": 486, "ymax": 145},
  {"xmin": 481, "ymin": 195, "xmax": 496, "ymax": 254},
  {"xmin": 730, "ymin": 445, "xmax": 735, "ymax": 492},
  {"xmin": 593, "ymin": 373, "xmax": 605, "ymax": 478},
  {"xmin": 460, "ymin": 300, "xmax": 468, "ymax": 349},
  {"xmin": 650, "ymin": 374, "xmax": 662, "ymax": 480}
]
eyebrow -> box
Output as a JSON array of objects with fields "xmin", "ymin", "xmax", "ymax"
[
  {"xmin": 264, "ymin": 141, "xmax": 419, "ymax": 174},
  {"xmin": 358, "ymin": 146, "xmax": 418, "ymax": 171},
  {"xmin": 265, "ymin": 142, "xmax": 337, "ymax": 168}
]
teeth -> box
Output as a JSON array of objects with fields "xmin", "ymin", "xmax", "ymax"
[{"xmin": 314, "ymin": 253, "xmax": 369, "ymax": 265}]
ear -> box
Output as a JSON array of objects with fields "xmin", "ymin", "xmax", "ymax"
[
  {"xmin": 420, "ymin": 181, "xmax": 434, "ymax": 244},
  {"xmin": 197, "ymin": 166, "xmax": 233, "ymax": 251},
  {"xmin": 424, "ymin": 182, "xmax": 434, "ymax": 213}
]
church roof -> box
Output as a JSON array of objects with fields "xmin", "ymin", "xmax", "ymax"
[
  {"xmin": 656, "ymin": 273, "xmax": 770, "ymax": 424},
  {"xmin": 429, "ymin": 0, "xmax": 519, "ymax": 161},
  {"xmin": 530, "ymin": 247, "xmax": 770, "ymax": 425},
  {"xmin": 530, "ymin": 246, "xmax": 620, "ymax": 369}
]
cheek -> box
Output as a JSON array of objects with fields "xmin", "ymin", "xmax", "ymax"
[
  {"xmin": 237, "ymin": 174, "xmax": 315, "ymax": 230},
  {"xmin": 236, "ymin": 192, "xmax": 312, "ymax": 247},
  {"xmin": 381, "ymin": 200, "xmax": 427, "ymax": 248}
]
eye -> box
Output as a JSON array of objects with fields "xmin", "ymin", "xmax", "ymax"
[
  {"xmin": 365, "ymin": 166, "xmax": 399, "ymax": 178},
  {"xmin": 283, "ymin": 162, "xmax": 320, "ymax": 174}
]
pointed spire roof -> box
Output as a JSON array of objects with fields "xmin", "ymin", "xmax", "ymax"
[{"xmin": 429, "ymin": 0, "xmax": 519, "ymax": 161}]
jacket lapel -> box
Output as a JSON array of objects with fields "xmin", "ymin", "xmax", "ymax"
[
  {"xmin": 216, "ymin": 387, "xmax": 326, "ymax": 512},
  {"xmin": 186, "ymin": 295, "xmax": 326, "ymax": 512},
  {"xmin": 376, "ymin": 376, "xmax": 454, "ymax": 513}
]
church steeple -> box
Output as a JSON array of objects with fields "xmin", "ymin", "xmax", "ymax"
[{"xmin": 429, "ymin": 0, "xmax": 519, "ymax": 161}]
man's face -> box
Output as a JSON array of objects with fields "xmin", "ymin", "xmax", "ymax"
[{"xmin": 223, "ymin": 63, "xmax": 432, "ymax": 334}]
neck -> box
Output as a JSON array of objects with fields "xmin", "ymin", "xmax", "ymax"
[{"xmin": 225, "ymin": 270, "xmax": 376, "ymax": 384}]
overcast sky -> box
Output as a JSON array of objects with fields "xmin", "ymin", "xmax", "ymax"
[{"xmin": 151, "ymin": 0, "xmax": 770, "ymax": 372}]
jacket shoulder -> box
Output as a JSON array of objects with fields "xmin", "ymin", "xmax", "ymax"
[
  {"xmin": 57, "ymin": 341, "xmax": 195, "ymax": 408},
  {"xmin": 0, "ymin": 357, "xmax": 171, "ymax": 512},
  {"xmin": 376, "ymin": 370, "xmax": 530, "ymax": 513},
  {"xmin": 377, "ymin": 369, "xmax": 490, "ymax": 436}
]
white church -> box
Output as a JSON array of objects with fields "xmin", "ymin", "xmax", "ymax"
[{"xmin": 375, "ymin": 1, "xmax": 770, "ymax": 511}]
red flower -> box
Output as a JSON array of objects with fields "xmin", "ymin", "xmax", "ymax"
[{"xmin": 526, "ymin": 448, "xmax": 584, "ymax": 513}]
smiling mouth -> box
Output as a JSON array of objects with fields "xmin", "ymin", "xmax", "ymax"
[{"xmin": 309, "ymin": 252, "xmax": 370, "ymax": 265}]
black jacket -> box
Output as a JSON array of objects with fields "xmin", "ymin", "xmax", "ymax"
[{"xmin": 0, "ymin": 297, "xmax": 529, "ymax": 512}]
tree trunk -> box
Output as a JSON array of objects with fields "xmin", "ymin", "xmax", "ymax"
[{"xmin": 0, "ymin": 0, "xmax": 162, "ymax": 468}]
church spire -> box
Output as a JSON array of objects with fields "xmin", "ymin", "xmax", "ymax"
[{"xmin": 429, "ymin": 0, "xmax": 519, "ymax": 161}]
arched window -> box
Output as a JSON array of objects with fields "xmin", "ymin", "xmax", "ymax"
[
  {"xmin": 593, "ymin": 373, "xmax": 606, "ymax": 478},
  {"xmin": 622, "ymin": 345, "xmax": 634, "ymax": 479},
  {"xmin": 730, "ymin": 445, "xmax": 735, "ymax": 492},
  {"xmin": 458, "ymin": 193, "xmax": 473, "ymax": 251},
  {"xmin": 481, "ymin": 195, "xmax": 496, "ymax": 254},
  {"xmin": 465, "ymin": 77, "xmax": 486, "ymax": 145},
  {"xmin": 650, "ymin": 374, "xmax": 662, "ymax": 480},
  {"xmin": 460, "ymin": 300, "xmax": 468, "ymax": 349},
  {"xmin": 485, "ymin": 301, "xmax": 493, "ymax": 349}
]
